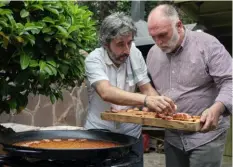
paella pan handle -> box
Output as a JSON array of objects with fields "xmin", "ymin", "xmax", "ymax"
[
  {"xmin": 0, "ymin": 125, "xmax": 15, "ymax": 144},
  {"xmin": 4, "ymin": 147, "xmax": 43, "ymax": 154}
]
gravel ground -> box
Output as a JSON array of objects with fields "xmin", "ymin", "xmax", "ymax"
[
  {"xmin": 143, "ymin": 152, "xmax": 232, "ymax": 167},
  {"xmin": 144, "ymin": 152, "xmax": 165, "ymax": 167}
]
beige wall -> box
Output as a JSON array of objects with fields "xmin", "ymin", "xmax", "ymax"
[{"xmin": 0, "ymin": 83, "xmax": 88, "ymax": 127}]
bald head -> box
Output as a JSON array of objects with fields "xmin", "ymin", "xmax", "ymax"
[
  {"xmin": 147, "ymin": 4, "xmax": 185, "ymax": 53},
  {"xmin": 148, "ymin": 4, "xmax": 179, "ymax": 25}
]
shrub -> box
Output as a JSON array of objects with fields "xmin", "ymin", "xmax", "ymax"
[{"xmin": 0, "ymin": 0, "xmax": 97, "ymax": 114}]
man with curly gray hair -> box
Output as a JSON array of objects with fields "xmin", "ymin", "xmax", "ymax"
[{"xmin": 84, "ymin": 12, "xmax": 176, "ymax": 166}]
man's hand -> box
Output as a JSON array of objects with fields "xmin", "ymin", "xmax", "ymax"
[
  {"xmin": 200, "ymin": 102, "xmax": 225, "ymax": 132},
  {"xmin": 200, "ymin": 109, "xmax": 220, "ymax": 132},
  {"xmin": 145, "ymin": 95, "xmax": 176, "ymax": 113}
]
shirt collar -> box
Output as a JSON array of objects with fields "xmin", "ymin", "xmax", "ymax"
[
  {"xmin": 181, "ymin": 28, "xmax": 189, "ymax": 48},
  {"xmin": 103, "ymin": 47, "xmax": 114, "ymax": 65}
]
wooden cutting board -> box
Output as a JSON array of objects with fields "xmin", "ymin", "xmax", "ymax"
[{"xmin": 101, "ymin": 111, "xmax": 201, "ymax": 132}]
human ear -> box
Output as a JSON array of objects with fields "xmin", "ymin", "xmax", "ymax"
[
  {"xmin": 104, "ymin": 44, "xmax": 110, "ymax": 50},
  {"xmin": 176, "ymin": 20, "xmax": 183, "ymax": 32}
]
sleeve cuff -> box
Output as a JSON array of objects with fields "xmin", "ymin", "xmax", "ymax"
[{"xmin": 137, "ymin": 77, "xmax": 150, "ymax": 87}]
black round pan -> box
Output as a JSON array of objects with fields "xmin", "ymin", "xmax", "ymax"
[{"xmin": 0, "ymin": 129, "xmax": 138, "ymax": 161}]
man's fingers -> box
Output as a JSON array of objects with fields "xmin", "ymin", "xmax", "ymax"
[
  {"xmin": 157, "ymin": 100, "xmax": 174, "ymax": 113},
  {"xmin": 142, "ymin": 107, "xmax": 149, "ymax": 112},
  {"xmin": 157, "ymin": 103, "xmax": 167, "ymax": 110},
  {"xmin": 147, "ymin": 95, "xmax": 176, "ymax": 113},
  {"xmin": 163, "ymin": 96, "xmax": 174, "ymax": 104},
  {"xmin": 200, "ymin": 114, "xmax": 207, "ymax": 123},
  {"xmin": 200, "ymin": 109, "xmax": 210, "ymax": 131},
  {"xmin": 163, "ymin": 96, "xmax": 176, "ymax": 110},
  {"xmin": 159, "ymin": 95, "xmax": 175, "ymax": 112},
  {"xmin": 155, "ymin": 106, "xmax": 162, "ymax": 112},
  {"xmin": 200, "ymin": 114, "xmax": 212, "ymax": 132},
  {"xmin": 174, "ymin": 105, "xmax": 177, "ymax": 111}
]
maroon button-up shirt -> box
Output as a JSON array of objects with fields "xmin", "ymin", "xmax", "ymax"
[{"xmin": 147, "ymin": 29, "xmax": 232, "ymax": 151}]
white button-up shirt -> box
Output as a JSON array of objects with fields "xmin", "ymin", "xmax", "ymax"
[{"xmin": 84, "ymin": 44, "xmax": 150, "ymax": 138}]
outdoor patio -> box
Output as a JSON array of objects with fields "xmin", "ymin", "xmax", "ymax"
[{"xmin": 144, "ymin": 152, "xmax": 232, "ymax": 167}]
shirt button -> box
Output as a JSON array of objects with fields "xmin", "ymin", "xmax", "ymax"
[
  {"xmin": 171, "ymin": 88, "xmax": 174, "ymax": 91},
  {"xmin": 172, "ymin": 70, "xmax": 175, "ymax": 74}
]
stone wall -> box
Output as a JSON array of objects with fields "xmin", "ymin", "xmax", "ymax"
[{"xmin": 0, "ymin": 83, "xmax": 88, "ymax": 127}]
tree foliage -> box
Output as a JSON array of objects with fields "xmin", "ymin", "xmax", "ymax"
[
  {"xmin": 79, "ymin": 1, "xmax": 194, "ymax": 27},
  {"xmin": 0, "ymin": 1, "xmax": 97, "ymax": 114}
]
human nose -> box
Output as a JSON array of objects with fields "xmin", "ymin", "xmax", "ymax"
[{"xmin": 123, "ymin": 45, "xmax": 130, "ymax": 55}]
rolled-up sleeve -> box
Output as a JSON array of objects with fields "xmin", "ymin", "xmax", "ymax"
[
  {"xmin": 85, "ymin": 55, "xmax": 109, "ymax": 86},
  {"xmin": 207, "ymin": 39, "xmax": 232, "ymax": 114}
]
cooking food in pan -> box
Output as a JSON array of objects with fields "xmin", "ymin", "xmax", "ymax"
[{"xmin": 14, "ymin": 138, "xmax": 120, "ymax": 149}]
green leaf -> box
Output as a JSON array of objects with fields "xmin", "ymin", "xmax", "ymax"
[
  {"xmin": 47, "ymin": 64, "xmax": 57, "ymax": 76},
  {"xmin": 39, "ymin": 61, "xmax": 56, "ymax": 76},
  {"xmin": 6, "ymin": 14, "xmax": 16, "ymax": 28},
  {"xmin": 0, "ymin": 20, "xmax": 8, "ymax": 27},
  {"xmin": 42, "ymin": 17, "xmax": 55, "ymax": 24},
  {"xmin": 24, "ymin": 23, "xmax": 43, "ymax": 34},
  {"xmin": 31, "ymin": 29, "xmax": 40, "ymax": 34},
  {"xmin": 23, "ymin": 34, "xmax": 35, "ymax": 46},
  {"xmin": 67, "ymin": 41, "xmax": 77, "ymax": 49},
  {"xmin": 31, "ymin": 4, "xmax": 44, "ymax": 11},
  {"xmin": 42, "ymin": 27, "xmax": 52, "ymax": 33},
  {"xmin": 47, "ymin": 60, "xmax": 56, "ymax": 67},
  {"xmin": 0, "ymin": 8, "xmax": 12, "ymax": 15},
  {"xmin": 39, "ymin": 60, "xmax": 46, "ymax": 71},
  {"xmin": 54, "ymin": 25, "xmax": 68, "ymax": 37},
  {"xmin": 15, "ymin": 23, "xmax": 24, "ymax": 30},
  {"xmin": 0, "ymin": 31, "xmax": 9, "ymax": 49},
  {"xmin": 44, "ymin": 6, "xmax": 59, "ymax": 15},
  {"xmin": 50, "ymin": 94, "xmax": 56, "ymax": 104},
  {"xmin": 59, "ymin": 64, "xmax": 69, "ymax": 75},
  {"xmin": 8, "ymin": 99, "xmax": 17, "ymax": 109},
  {"xmin": 43, "ymin": 65, "xmax": 53, "ymax": 75},
  {"xmin": 29, "ymin": 59, "xmax": 39, "ymax": 67},
  {"xmin": 0, "ymin": 3, "xmax": 6, "ymax": 8},
  {"xmin": 20, "ymin": 53, "xmax": 30, "ymax": 70},
  {"xmin": 61, "ymin": 22, "xmax": 70, "ymax": 28},
  {"xmin": 15, "ymin": 36, "xmax": 24, "ymax": 43},
  {"xmin": 68, "ymin": 25, "xmax": 78, "ymax": 34},
  {"xmin": 20, "ymin": 9, "xmax": 29, "ymax": 18}
]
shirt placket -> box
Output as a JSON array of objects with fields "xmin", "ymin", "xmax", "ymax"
[
  {"xmin": 180, "ymin": 133, "xmax": 189, "ymax": 151},
  {"xmin": 116, "ymin": 66, "xmax": 124, "ymax": 89},
  {"xmin": 114, "ymin": 66, "xmax": 122, "ymax": 130},
  {"xmin": 170, "ymin": 55, "xmax": 177, "ymax": 100},
  {"xmin": 174, "ymin": 54, "xmax": 189, "ymax": 151},
  {"xmin": 170, "ymin": 54, "xmax": 188, "ymax": 150}
]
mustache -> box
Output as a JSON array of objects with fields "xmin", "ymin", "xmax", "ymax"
[{"xmin": 119, "ymin": 54, "xmax": 129, "ymax": 58}]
